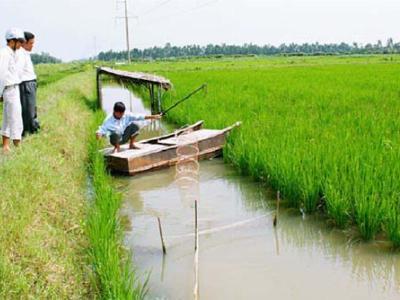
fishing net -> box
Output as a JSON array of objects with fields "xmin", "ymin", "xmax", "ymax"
[{"xmin": 175, "ymin": 132, "xmax": 200, "ymax": 207}]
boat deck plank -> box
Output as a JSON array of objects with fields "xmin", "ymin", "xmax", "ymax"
[
  {"xmin": 102, "ymin": 121, "xmax": 240, "ymax": 175},
  {"xmin": 104, "ymin": 129, "xmax": 223, "ymax": 158},
  {"xmin": 158, "ymin": 129, "xmax": 224, "ymax": 145},
  {"xmin": 105, "ymin": 144, "xmax": 167, "ymax": 159}
]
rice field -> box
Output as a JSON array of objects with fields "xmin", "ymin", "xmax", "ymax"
[{"xmin": 123, "ymin": 56, "xmax": 400, "ymax": 245}]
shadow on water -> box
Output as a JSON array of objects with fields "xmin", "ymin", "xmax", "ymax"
[{"xmin": 102, "ymin": 85, "xmax": 400, "ymax": 300}]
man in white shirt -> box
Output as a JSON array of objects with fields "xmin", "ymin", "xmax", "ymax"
[
  {"xmin": 18, "ymin": 31, "xmax": 39, "ymax": 135},
  {"xmin": 0, "ymin": 28, "xmax": 25, "ymax": 153}
]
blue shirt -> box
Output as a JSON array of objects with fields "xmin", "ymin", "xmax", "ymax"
[{"xmin": 97, "ymin": 113, "xmax": 145, "ymax": 136}]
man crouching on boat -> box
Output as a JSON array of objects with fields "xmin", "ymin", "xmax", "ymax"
[{"xmin": 96, "ymin": 101, "xmax": 161, "ymax": 153}]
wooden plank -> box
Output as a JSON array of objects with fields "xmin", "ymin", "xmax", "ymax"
[
  {"xmin": 140, "ymin": 121, "xmax": 204, "ymax": 144},
  {"xmin": 101, "ymin": 121, "xmax": 204, "ymax": 155},
  {"xmin": 106, "ymin": 155, "xmax": 130, "ymax": 173},
  {"xmin": 96, "ymin": 68, "xmax": 103, "ymax": 109},
  {"xmin": 159, "ymin": 129, "xmax": 224, "ymax": 145},
  {"xmin": 108, "ymin": 144, "xmax": 168, "ymax": 159},
  {"xmin": 127, "ymin": 131, "xmax": 227, "ymax": 174},
  {"xmin": 98, "ymin": 67, "xmax": 172, "ymax": 90},
  {"xmin": 102, "ymin": 121, "xmax": 241, "ymax": 175},
  {"xmin": 128, "ymin": 146, "xmax": 224, "ymax": 175}
]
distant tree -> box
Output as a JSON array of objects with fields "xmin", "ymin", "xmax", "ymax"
[
  {"xmin": 96, "ymin": 39, "xmax": 398, "ymax": 62},
  {"xmin": 31, "ymin": 52, "xmax": 62, "ymax": 64},
  {"xmin": 386, "ymin": 38, "xmax": 394, "ymax": 53}
]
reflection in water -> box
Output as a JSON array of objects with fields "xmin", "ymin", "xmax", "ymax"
[
  {"xmin": 273, "ymin": 227, "xmax": 280, "ymax": 256},
  {"xmin": 103, "ymin": 85, "xmax": 400, "ymax": 300},
  {"xmin": 102, "ymin": 85, "xmax": 150, "ymax": 116},
  {"xmin": 117, "ymin": 161, "xmax": 400, "ymax": 300}
]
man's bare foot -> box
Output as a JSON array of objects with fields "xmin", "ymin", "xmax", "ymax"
[
  {"xmin": 129, "ymin": 144, "xmax": 140, "ymax": 150},
  {"xmin": 2, "ymin": 146, "xmax": 11, "ymax": 154},
  {"xmin": 112, "ymin": 146, "xmax": 121, "ymax": 153}
]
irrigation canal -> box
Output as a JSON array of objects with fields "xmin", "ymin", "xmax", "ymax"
[{"xmin": 102, "ymin": 85, "xmax": 400, "ymax": 300}]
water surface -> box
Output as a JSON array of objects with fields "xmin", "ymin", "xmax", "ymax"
[
  {"xmin": 103, "ymin": 85, "xmax": 400, "ymax": 300},
  {"xmin": 117, "ymin": 161, "xmax": 400, "ymax": 300}
]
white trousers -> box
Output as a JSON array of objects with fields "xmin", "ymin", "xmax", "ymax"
[{"xmin": 1, "ymin": 85, "xmax": 23, "ymax": 140}]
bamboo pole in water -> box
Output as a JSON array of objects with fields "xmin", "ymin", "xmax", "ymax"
[
  {"xmin": 157, "ymin": 84, "xmax": 162, "ymax": 113},
  {"xmin": 160, "ymin": 250, "xmax": 166, "ymax": 282},
  {"xmin": 96, "ymin": 68, "xmax": 103, "ymax": 109},
  {"xmin": 157, "ymin": 217, "xmax": 167, "ymax": 255},
  {"xmin": 194, "ymin": 200, "xmax": 199, "ymax": 300},
  {"xmin": 273, "ymin": 191, "xmax": 280, "ymax": 227}
]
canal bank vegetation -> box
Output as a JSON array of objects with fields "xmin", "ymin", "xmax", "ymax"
[
  {"xmin": 87, "ymin": 111, "xmax": 145, "ymax": 299},
  {"xmin": 121, "ymin": 55, "xmax": 400, "ymax": 247},
  {"xmin": 1, "ymin": 55, "xmax": 398, "ymax": 295},
  {"xmin": 0, "ymin": 63, "xmax": 88, "ymax": 124},
  {"xmin": 0, "ymin": 66, "xmax": 143, "ymax": 298},
  {"xmin": 0, "ymin": 71, "xmax": 95, "ymax": 297},
  {"xmin": 36, "ymin": 63, "xmax": 92, "ymax": 87}
]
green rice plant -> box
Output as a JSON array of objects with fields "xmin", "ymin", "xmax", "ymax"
[
  {"xmin": 354, "ymin": 194, "xmax": 384, "ymax": 240},
  {"xmin": 121, "ymin": 55, "xmax": 400, "ymax": 245},
  {"xmin": 86, "ymin": 111, "xmax": 146, "ymax": 299},
  {"xmin": 385, "ymin": 200, "xmax": 400, "ymax": 248}
]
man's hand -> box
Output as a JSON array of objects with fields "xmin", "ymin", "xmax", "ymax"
[
  {"xmin": 96, "ymin": 133, "xmax": 102, "ymax": 140},
  {"xmin": 145, "ymin": 114, "xmax": 162, "ymax": 120}
]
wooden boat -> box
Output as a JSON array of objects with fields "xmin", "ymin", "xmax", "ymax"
[{"xmin": 102, "ymin": 120, "xmax": 241, "ymax": 175}]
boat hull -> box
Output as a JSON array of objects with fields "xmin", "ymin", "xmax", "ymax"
[{"xmin": 103, "ymin": 121, "xmax": 240, "ymax": 176}]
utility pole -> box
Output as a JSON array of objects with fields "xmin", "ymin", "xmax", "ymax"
[
  {"xmin": 117, "ymin": 0, "xmax": 137, "ymax": 63},
  {"xmin": 123, "ymin": 0, "xmax": 131, "ymax": 63}
]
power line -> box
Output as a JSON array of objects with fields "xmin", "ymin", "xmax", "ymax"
[
  {"xmin": 112, "ymin": 0, "xmax": 219, "ymax": 57},
  {"xmin": 124, "ymin": 0, "xmax": 131, "ymax": 63},
  {"xmin": 116, "ymin": 0, "xmax": 133, "ymax": 63},
  {"xmin": 140, "ymin": 0, "xmax": 175, "ymax": 17},
  {"xmin": 138, "ymin": 0, "xmax": 219, "ymax": 24}
]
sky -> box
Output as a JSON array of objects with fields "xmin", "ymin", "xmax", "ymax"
[{"xmin": 0, "ymin": 0, "xmax": 399, "ymax": 61}]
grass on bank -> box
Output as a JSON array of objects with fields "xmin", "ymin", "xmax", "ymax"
[
  {"xmin": 87, "ymin": 111, "xmax": 145, "ymax": 299},
  {"xmin": 0, "ymin": 66, "xmax": 142, "ymax": 298},
  {"xmin": 0, "ymin": 63, "xmax": 88, "ymax": 124},
  {"xmin": 37, "ymin": 63, "xmax": 91, "ymax": 86},
  {"xmin": 120, "ymin": 55, "xmax": 400, "ymax": 246},
  {"xmin": 0, "ymin": 71, "xmax": 95, "ymax": 298}
]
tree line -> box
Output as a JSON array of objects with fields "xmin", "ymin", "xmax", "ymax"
[
  {"xmin": 97, "ymin": 39, "xmax": 400, "ymax": 61},
  {"xmin": 31, "ymin": 52, "xmax": 61, "ymax": 65}
]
